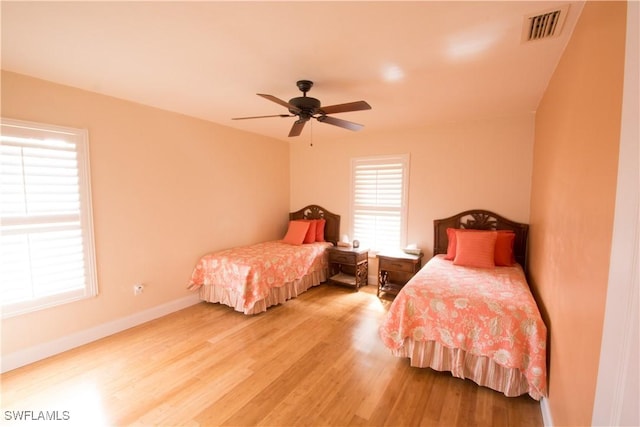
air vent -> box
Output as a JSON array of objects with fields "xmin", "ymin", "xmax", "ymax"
[{"xmin": 523, "ymin": 5, "xmax": 569, "ymax": 42}]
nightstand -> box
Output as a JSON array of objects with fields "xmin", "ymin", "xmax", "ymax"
[
  {"xmin": 327, "ymin": 246, "xmax": 369, "ymax": 290},
  {"xmin": 377, "ymin": 251, "xmax": 423, "ymax": 297}
]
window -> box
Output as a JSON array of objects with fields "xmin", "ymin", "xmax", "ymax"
[
  {"xmin": 1, "ymin": 118, "xmax": 97, "ymax": 318},
  {"xmin": 351, "ymin": 154, "xmax": 409, "ymax": 252}
]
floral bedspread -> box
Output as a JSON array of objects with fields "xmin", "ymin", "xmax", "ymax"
[
  {"xmin": 188, "ymin": 241, "xmax": 332, "ymax": 309},
  {"xmin": 379, "ymin": 255, "xmax": 547, "ymax": 398}
]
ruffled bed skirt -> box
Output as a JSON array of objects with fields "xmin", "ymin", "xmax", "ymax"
[
  {"xmin": 392, "ymin": 338, "xmax": 540, "ymax": 400},
  {"xmin": 199, "ymin": 267, "xmax": 328, "ymax": 315}
]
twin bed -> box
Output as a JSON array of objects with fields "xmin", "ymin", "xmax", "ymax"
[
  {"xmin": 379, "ymin": 209, "xmax": 547, "ymax": 400},
  {"xmin": 187, "ymin": 206, "xmax": 547, "ymax": 400},
  {"xmin": 187, "ymin": 205, "xmax": 340, "ymax": 315}
]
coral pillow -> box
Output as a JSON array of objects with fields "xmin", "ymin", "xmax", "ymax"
[
  {"xmin": 283, "ymin": 220, "xmax": 310, "ymax": 245},
  {"xmin": 315, "ymin": 218, "xmax": 326, "ymax": 242},
  {"xmin": 445, "ymin": 227, "xmax": 458, "ymax": 260},
  {"xmin": 494, "ymin": 231, "xmax": 516, "ymax": 266},
  {"xmin": 302, "ymin": 219, "xmax": 317, "ymax": 244},
  {"xmin": 446, "ymin": 228, "xmax": 515, "ymax": 266},
  {"xmin": 446, "ymin": 227, "xmax": 477, "ymax": 260},
  {"xmin": 453, "ymin": 230, "xmax": 497, "ymax": 268}
]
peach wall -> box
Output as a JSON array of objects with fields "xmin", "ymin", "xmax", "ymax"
[
  {"xmin": 290, "ymin": 113, "xmax": 534, "ymax": 257},
  {"xmin": 1, "ymin": 71, "xmax": 290, "ymax": 356},
  {"xmin": 528, "ymin": 2, "xmax": 626, "ymax": 426}
]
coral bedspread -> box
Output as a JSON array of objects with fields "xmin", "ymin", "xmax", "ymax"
[
  {"xmin": 188, "ymin": 241, "xmax": 332, "ymax": 314},
  {"xmin": 379, "ymin": 255, "xmax": 547, "ymax": 400}
]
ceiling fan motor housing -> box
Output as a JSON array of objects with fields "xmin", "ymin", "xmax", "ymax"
[{"xmin": 288, "ymin": 96, "xmax": 321, "ymax": 117}]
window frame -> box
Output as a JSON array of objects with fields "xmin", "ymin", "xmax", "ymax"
[
  {"xmin": 1, "ymin": 118, "xmax": 98, "ymax": 318},
  {"xmin": 349, "ymin": 154, "xmax": 410, "ymax": 254}
]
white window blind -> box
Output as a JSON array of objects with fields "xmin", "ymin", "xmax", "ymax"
[
  {"xmin": 351, "ymin": 155, "xmax": 409, "ymax": 252},
  {"xmin": 1, "ymin": 118, "xmax": 97, "ymax": 318}
]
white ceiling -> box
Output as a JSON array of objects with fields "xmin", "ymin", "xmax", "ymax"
[{"xmin": 1, "ymin": 1, "xmax": 584, "ymax": 142}]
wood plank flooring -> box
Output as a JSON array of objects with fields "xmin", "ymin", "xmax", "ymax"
[{"xmin": 1, "ymin": 284, "xmax": 543, "ymax": 426}]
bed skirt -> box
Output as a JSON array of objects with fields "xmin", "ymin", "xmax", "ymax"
[
  {"xmin": 199, "ymin": 267, "xmax": 328, "ymax": 315},
  {"xmin": 393, "ymin": 338, "xmax": 540, "ymax": 400}
]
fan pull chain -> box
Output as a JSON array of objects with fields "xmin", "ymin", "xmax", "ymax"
[{"xmin": 309, "ymin": 120, "xmax": 313, "ymax": 147}]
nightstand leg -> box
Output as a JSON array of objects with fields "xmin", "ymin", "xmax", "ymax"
[
  {"xmin": 378, "ymin": 270, "xmax": 388, "ymax": 297},
  {"xmin": 355, "ymin": 261, "xmax": 368, "ymax": 290}
]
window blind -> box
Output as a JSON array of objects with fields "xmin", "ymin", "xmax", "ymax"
[
  {"xmin": 1, "ymin": 119, "xmax": 97, "ymax": 317},
  {"xmin": 351, "ymin": 155, "xmax": 408, "ymax": 252}
]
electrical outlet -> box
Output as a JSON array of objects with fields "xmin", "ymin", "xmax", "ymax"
[{"xmin": 133, "ymin": 284, "xmax": 144, "ymax": 295}]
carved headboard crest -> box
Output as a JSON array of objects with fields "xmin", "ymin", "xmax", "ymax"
[
  {"xmin": 302, "ymin": 205, "xmax": 326, "ymax": 219},
  {"xmin": 459, "ymin": 212, "xmax": 498, "ymax": 230}
]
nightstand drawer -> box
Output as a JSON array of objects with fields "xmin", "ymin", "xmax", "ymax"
[
  {"xmin": 379, "ymin": 257, "xmax": 418, "ymax": 273},
  {"xmin": 330, "ymin": 252, "xmax": 356, "ymax": 264}
]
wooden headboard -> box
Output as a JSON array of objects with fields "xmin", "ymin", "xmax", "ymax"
[
  {"xmin": 289, "ymin": 204, "xmax": 340, "ymax": 245},
  {"xmin": 433, "ymin": 209, "xmax": 529, "ymax": 270}
]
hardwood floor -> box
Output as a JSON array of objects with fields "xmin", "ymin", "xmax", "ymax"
[{"xmin": 1, "ymin": 284, "xmax": 543, "ymax": 426}]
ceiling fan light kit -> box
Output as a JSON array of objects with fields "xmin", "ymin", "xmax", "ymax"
[{"xmin": 232, "ymin": 80, "xmax": 371, "ymax": 137}]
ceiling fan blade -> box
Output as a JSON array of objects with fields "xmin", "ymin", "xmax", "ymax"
[
  {"xmin": 232, "ymin": 114, "xmax": 293, "ymax": 120},
  {"xmin": 288, "ymin": 119, "xmax": 307, "ymax": 137},
  {"xmin": 318, "ymin": 101, "xmax": 371, "ymax": 115},
  {"xmin": 316, "ymin": 115, "xmax": 364, "ymax": 132},
  {"xmin": 257, "ymin": 93, "xmax": 301, "ymax": 114}
]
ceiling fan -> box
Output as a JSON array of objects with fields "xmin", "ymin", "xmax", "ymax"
[{"xmin": 232, "ymin": 80, "xmax": 372, "ymax": 137}]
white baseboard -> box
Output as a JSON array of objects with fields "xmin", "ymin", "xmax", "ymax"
[
  {"xmin": 368, "ymin": 274, "xmax": 378, "ymax": 286},
  {"xmin": 541, "ymin": 397, "xmax": 554, "ymax": 427},
  {"xmin": 1, "ymin": 293, "xmax": 201, "ymax": 374}
]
